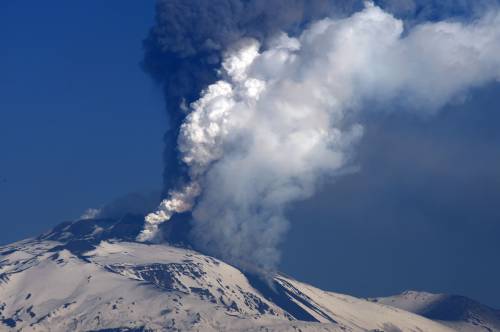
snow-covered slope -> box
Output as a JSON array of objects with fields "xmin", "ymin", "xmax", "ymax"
[
  {"xmin": 374, "ymin": 291, "xmax": 500, "ymax": 332},
  {"xmin": 0, "ymin": 216, "xmax": 491, "ymax": 331}
]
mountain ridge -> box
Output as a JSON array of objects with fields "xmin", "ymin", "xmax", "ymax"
[{"xmin": 0, "ymin": 216, "xmax": 498, "ymax": 331}]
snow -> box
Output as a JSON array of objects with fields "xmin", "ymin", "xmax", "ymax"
[
  {"xmin": 1, "ymin": 231, "xmax": 497, "ymax": 331},
  {"xmin": 375, "ymin": 291, "xmax": 500, "ymax": 332},
  {"xmin": 276, "ymin": 277, "xmax": 455, "ymax": 332},
  {"xmin": 374, "ymin": 290, "xmax": 446, "ymax": 313}
]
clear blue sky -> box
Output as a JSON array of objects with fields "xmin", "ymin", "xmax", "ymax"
[
  {"xmin": 0, "ymin": 0, "xmax": 164, "ymax": 243},
  {"xmin": 1, "ymin": 0, "xmax": 499, "ymax": 309}
]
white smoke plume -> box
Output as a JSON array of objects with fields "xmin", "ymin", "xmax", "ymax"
[
  {"xmin": 137, "ymin": 183, "xmax": 200, "ymax": 242},
  {"xmin": 140, "ymin": 2, "xmax": 500, "ymax": 273}
]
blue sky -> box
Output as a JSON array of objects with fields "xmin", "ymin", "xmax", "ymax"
[
  {"xmin": 0, "ymin": 0, "xmax": 163, "ymax": 243},
  {"xmin": 1, "ymin": 0, "xmax": 499, "ymax": 308}
]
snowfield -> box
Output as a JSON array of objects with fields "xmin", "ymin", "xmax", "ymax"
[
  {"xmin": 0, "ymin": 216, "xmax": 498, "ymax": 331},
  {"xmin": 374, "ymin": 291, "xmax": 500, "ymax": 332}
]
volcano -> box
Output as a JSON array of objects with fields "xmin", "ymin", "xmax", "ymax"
[{"xmin": 0, "ymin": 215, "xmax": 498, "ymax": 331}]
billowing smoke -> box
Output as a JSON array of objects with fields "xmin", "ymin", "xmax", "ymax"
[
  {"xmin": 140, "ymin": 1, "xmax": 500, "ymax": 274},
  {"xmin": 139, "ymin": 0, "xmax": 359, "ymax": 241},
  {"xmin": 142, "ymin": 0, "xmax": 361, "ymax": 195}
]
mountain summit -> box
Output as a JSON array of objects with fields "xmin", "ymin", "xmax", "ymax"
[{"xmin": 0, "ymin": 216, "xmax": 498, "ymax": 331}]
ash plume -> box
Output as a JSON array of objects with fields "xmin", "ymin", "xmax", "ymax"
[
  {"xmin": 142, "ymin": 0, "xmax": 358, "ymax": 195},
  {"xmin": 139, "ymin": 0, "xmax": 359, "ymax": 242},
  {"xmin": 140, "ymin": 0, "xmax": 500, "ymax": 274}
]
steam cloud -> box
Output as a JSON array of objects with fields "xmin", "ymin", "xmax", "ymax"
[
  {"xmin": 139, "ymin": 1, "xmax": 500, "ymax": 274},
  {"xmin": 142, "ymin": 0, "xmax": 361, "ymax": 194}
]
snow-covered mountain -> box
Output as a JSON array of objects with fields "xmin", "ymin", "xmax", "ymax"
[
  {"xmin": 373, "ymin": 291, "xmax": 500, "ymax": 332},
  {"xmin": 0, "ymin": 215, "xmax": 497, "ymax": 331}
]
